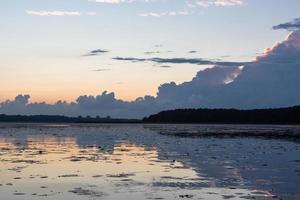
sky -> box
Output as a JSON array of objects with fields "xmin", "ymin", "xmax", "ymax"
[{"xmin": 1, "ymin": 0, "xmax": 300, "ymax": 118}]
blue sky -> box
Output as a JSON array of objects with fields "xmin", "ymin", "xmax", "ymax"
[{"xmin": 0, "ymin": 0, "xmax": 299, "ymax": 104}]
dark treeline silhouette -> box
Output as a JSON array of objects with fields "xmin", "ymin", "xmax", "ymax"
[
  {"xmin": 0, "ymin": 114, "xmax": 140, "ymax": 123},
  {"xmin": 1, "ymin": 106, "xmax": 300, "ymax": 124},
  {"xmin": 143, "ymin": 106, "xmax": 300, "ymax": 124}
]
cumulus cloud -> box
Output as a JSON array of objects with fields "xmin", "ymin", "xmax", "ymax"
[
  {"xmin": 273, "ymin": 18, "xmax": 300, "ymax": 31},
  {"xmin": 1, "ymin": 31, "xmax": 300, "ymax": 118}
]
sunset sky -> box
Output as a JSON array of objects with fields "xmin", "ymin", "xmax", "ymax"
[{"xmin": 1, "ymin": 0, "xmax": 299, "ymax": 103}]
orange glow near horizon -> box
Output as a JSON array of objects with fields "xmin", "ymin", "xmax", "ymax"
[
  {"xmin": 0, "ymin": 63, "xmax": 201, "ymax": 104},
  {"xmin": 0, "ymin": 84, "xmax": 159, "ymax": 104}
]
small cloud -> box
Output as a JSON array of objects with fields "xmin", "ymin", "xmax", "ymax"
[
  {"xmin": 220, "ymin": 55, "xmax": 231, "ymax": 58},
  {"xmin": 84, "ymin": 49, "xmax": 109, "ymax": 56},
  {"xmin": 26, "ymin": 10, "xmax": 81, "ymax": 16},
  {"xmin": 157, "ymin": 65, "xmax": 172, "ymax": 68},
  {"xmin": 90, "ymin": 49, "xmax": 109, "ymax": 54},
  {"xmin": 145, "ymin": 51, "xmax": 161, "ymax": 55},
  {"xmin": 90, "ymin": 0, "xmax": 244, "ymax": 7},
  {"xmin": 90, "ymin": 0, "xmax": 159, "ymax": 4},
  {"xmin": 140, "ymin": 12, "xmax": 160, "ymax": 17},
  {"xmin": 113, "ymin": 57, "xmax": 148, "ymax": 62},
  {"xmin": 140, "ymin": 11, "xmax": 189, "ymax": 18},
  {"xmin": 92, "ymin": 68, "xmax": 111, "ymax": 72},
  {"xmin": 189, "ymin": 0, "xmax": 244, "ymax": 8},
  {"xmin": 273, "ymin": 18, "xmax": 300, "ymax": 31},
  {"xmin": 91, "ymin": 0, "xmax": 124, "ymax": 3},
  {"xmin": 144, "ymin": 50, "xmax": 173, "ymax": 55},
  {"xmin": 88, "ymin": 0, "xmax": 245, "ymax": 19}
]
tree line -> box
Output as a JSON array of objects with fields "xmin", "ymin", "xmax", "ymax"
[{"xmin": 142, "ymin": 106, "xmax": 300, "ymax": 124}]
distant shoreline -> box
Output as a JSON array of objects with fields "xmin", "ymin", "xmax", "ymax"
[
  {"xmin": 143, "ymin": 106, "xmax": 300, "ymax": 125},
  {"xmin": 0, "ymin": 114, "xmax": 141, "ymax": 124},
  {"xmin": 1, "ymin": 106, "xmax": 300, "ymax": 125}
]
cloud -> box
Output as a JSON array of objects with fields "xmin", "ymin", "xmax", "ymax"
[
  {"xmin": 273, "ymin": 18, "xmax": 300, "ymax": 31},
  {"xmin": 140, "ymin": 11, "xmax": 189, "ymax": 17},
  {"xmin": 157, "ymin": 65, "xmax": 172, "ymax": 68},
  {"xmin": 91, "ymin": 0, "xmax": 125, "ymax": 3},
  {"xmin": 144, "ymin": 51, "xmax": 173, "ymax": 55},
  {"xmin": 144, "ymin": 51, "xmax": 162, "ymax": 55},
  {"xmin": 89, "ymin": 0, "xmax": 243, "ymax": 17},
  {"xmin": 1, "ymin": 31, "xmax": 300, "ymax": 118},
  {"xmin": 113, "ymin": 57, "xmax": 148, "ymax": 62},
  {"xmin": 26, "ymin": 11, "xmax": 97, "ymax": 17},
  {"xmin": 26, "ymin": 10, "xmax": 81, "ymax": 16},
  {"xmin": 91, "ymin": 0, "xmax": 158, "ymax": 4},
  {"xmin": 147, "ymin": 31, "xmax": 300, "ymax": 110},
  {"xmin": 113, "ymin": 56, "xmax": 250, "ymax": 66},
  {"xmin": 14, "ymin": 95, "xmax": 31, "ymax": 105},
  {"xmin": 84, "ymin": 49, "xmax": 109, "ymax": 56},
  {"xmin": 92, "ymin": 69, "xmax": 111, "ymax": 72},
  {"xmin": 187, "ymin": 0, "xmax": 243, "ymax": 8},
  {"xmin": 90, "ymin": 0, "xmax": 244, "ymax": 7}
]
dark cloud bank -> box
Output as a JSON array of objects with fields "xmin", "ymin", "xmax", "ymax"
[
  {"xmin": 273, "ymin": 18, "xmax": 300, "ymax": 31},
  {"xmin": 113, "ymin": 56, "xmax": 250, "ymax": 66},
  {"xmin": 1, "ymin": 31, "xmax": 300, "ymax": 119}
]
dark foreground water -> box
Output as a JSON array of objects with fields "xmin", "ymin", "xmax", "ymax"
[{"xmin": 0, "ymin": 123, "xmax": 299, "ymax": 200}]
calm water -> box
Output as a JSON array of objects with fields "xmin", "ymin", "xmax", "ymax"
[{"xmin": 0, "ymin": 123, "xmax": 299, "ymax": 200}]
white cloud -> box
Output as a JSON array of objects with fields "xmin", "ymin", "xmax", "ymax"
[
  {"xmin": 90, "ymin": 0, "xmax": 244, "ymax": 6},
  {"xmin": 92, "ymin": 0, "xmax": 123, "ymax": 3},
  {"xmin": 26, "ymin": 10, "xmax": 82, "ymax": 16},
  {"xmin": 88, "ymin": 0, "xmax": 244, "ymax": 17},
  {"xmin": 189, "ymin": 0, "xmax": 243, "ymax": 8},
  {"xmin": 140, "ymin": 12, "xmax": 161, "ymax": 17},
  {"xmin": 90, "ymin": 0, "xmax": 139, "ymax": 3},
  {"xmin": 26, "ymin": 11, "xmax": 98, "ymax": 17},
  {"xmin": 140, "ymin": 11, "xmax": 189, "ymax": 17}
]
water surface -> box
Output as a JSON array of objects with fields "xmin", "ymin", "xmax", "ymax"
[{"xmin": 0, "ymin": 123, "xmax": 299, "ymax": 199}]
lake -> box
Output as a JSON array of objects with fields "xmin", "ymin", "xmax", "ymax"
[{"xmin": 0, "ymin": 123, "xmax": 299, "ymax": 200}]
